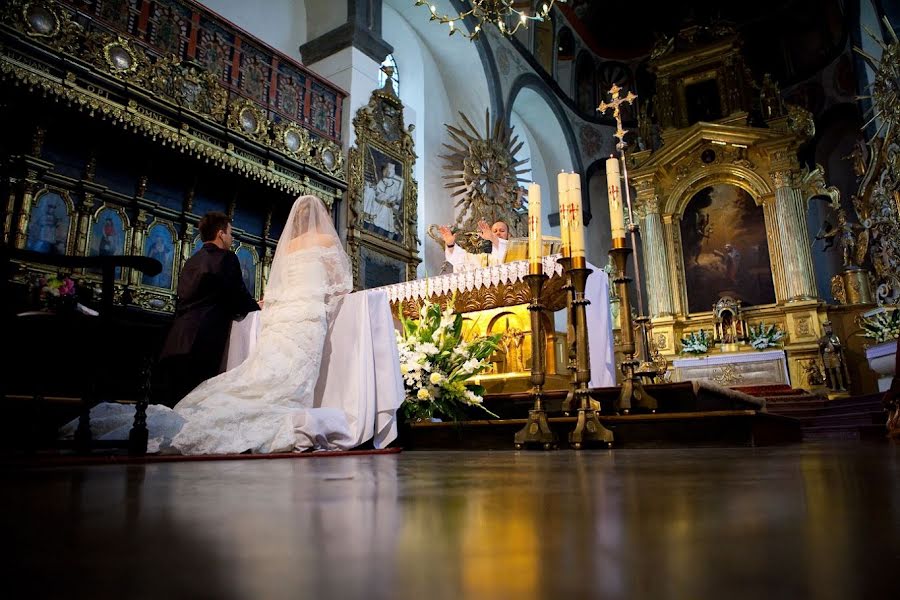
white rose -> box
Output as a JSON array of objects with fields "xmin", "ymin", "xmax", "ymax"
[
  {"xmin": 416, "ymin": 388, "xmax": 431, "ymax": 401},
  {"xmin": 429, "ymin": 372, "xmax": 443, "ymax": 385}
]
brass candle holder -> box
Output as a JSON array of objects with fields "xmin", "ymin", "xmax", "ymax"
[
  {"xmin": 558, "ymin": 256, "xmax": 577, "ymax": 415},
  {"xmin": 514, "ymin": 271, "xmax": 557, "ymax": 450},
  {"xmin": 566, "ymin": 256, "xmax": 614, "ymax": 449},
  {"xmin": 609, "ymin": 246, "xmax": 658, "ymax": 414}
]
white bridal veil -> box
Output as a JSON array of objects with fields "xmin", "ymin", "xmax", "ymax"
[{"xmin": 264, "ymin": 195, "xmax": 352, "ymax": 305}]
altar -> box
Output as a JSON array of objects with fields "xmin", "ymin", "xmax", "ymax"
[
  {"xmin": 672, "ymin": 349, "xmax": 791, "ymax": 388},
  {"xmin": 380, "ymin": 254, "xmax": 617, "ymax": 392}
]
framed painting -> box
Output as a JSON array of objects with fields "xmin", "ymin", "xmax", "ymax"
[
  {"xmin": 361, "ymin": 146, "xmax": 405, "ymax": 242},
  {"xmin": 89, "ymin": 205, "xmax": 129, "ymax": 279},
  {"xmin": 235, "ymin": 244, "xmax": 259, "ymax": 296},
  {"xmin": 347, "ymin": 81, "xmax": 420, "ymax": 289},
  {"xmin": 142, "ymin": 222, "xmax": 177, "ymax": 289},
  {"xmin": 680, "ymin": 184, "xmax": 776, "ymax": 313},
  {"xmin": 25, "ymin": 190, "xmax": 72, "ymax": 255}
]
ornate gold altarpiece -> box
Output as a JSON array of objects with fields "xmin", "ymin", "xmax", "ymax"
[
  {"xmin": 1, "ymin": 0, "xmax": 347, "ymax": 313},
  {"xmin": 630, "ymin": 28, "xmax": 872, "ymax": 390},
  {"xmin": 383, "ymin": 255, "xmax": 573, "ymax": 393},
  {"xmin": 346, "ymin": 77, "xmax": 420, "ymax": 289}
]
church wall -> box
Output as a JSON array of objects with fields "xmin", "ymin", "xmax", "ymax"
[{"xmin": 382, "ymin": 2, "xmax": 491, "ymax": 277}]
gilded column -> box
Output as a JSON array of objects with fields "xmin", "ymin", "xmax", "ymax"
[
  {"xmin": 771, "ymin": 170, "xmax": 817, "ymax": 301},
  {"xmin": 760, "ymin": 196, "xmax": 787, "ymax": 303},
  {"xmin": 636, "ymin": 192, "xmax": 674, "ymax": 317},
  {"xmin": 14, "ymin": 174, "xmax": 38, "ymax": 249},
  {"xmin": 131, "ymin": 209, "xmax": 150, "ymax": 286},
  {"xmin": 662, "ymin": 214, "xmax": 687, "ymax": 316}
]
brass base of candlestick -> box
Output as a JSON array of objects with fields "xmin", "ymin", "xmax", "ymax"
[
  {"xmin": 514, "ymin": 273, "xmax": 558, "ymax": 450},
  {"xmin": 609, "ymin": 246, "xmax": 657, "ymax": 415},
  {"xmin": 567, "ymin": 265, "xmax": 614, "ymax": 449}
]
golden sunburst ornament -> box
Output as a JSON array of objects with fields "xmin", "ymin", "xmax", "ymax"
[
  {"xmin": 855, "ymin": 17, "xmax": 900, "ymax": 139},
  {"xmin": 439, "ymin": 109, "xmax": 529, "ymax": 236}
]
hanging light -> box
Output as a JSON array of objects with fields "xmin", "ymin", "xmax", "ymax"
[{"xmin": 414, "ymin": 0, "xmax": 565, "ymax": 41}]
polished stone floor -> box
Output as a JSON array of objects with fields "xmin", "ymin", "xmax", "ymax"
[{"xmin": 3, "ymin": 443, "xmax": 899, "ymax": 599}]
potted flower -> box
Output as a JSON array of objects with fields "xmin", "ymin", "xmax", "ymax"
[
  {"xmin": 38, "ymin": 274, "xmax": 78, "ymax": 313},
  {"xmin": 747, "ymin": 322, "xmax": 786, "ymax": 350},
  {"xmin": 396, "ymin": 294, "xmax": 501, "ymax": 422},
  {"xmin": 858, "ymin": 307, "xmax": 899, "ymax": 392},
  {"xmin": 679, "ymin": 329, "xmax": 713, "ymax": 355}
]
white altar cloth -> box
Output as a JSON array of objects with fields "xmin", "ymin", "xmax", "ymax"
[
  {"xmin": 226, "ymin": 289, "xmax": 404, "ymax": 449},
  {"xmin": 379, "ymin": 255, "xmax": 616, "ymax": 388}
]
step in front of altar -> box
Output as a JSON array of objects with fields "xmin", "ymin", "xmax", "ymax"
[{"xmin": 395, "ymin": 382, "xmax": 802, "ymax": 449}]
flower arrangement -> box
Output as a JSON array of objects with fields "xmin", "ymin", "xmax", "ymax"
[
  {"xmin": 747, "ymin": 322, "xmax": 786, "ymax": 350},
  {"xmin": 37, "ymin": 274, "xmax": 77, "ymax": 312},
  {"xmin": 396, "ymin": 295, "xmax": 501, "ymax": 422},
  {"xmin": 858, "ymin": 307, "xmax": 900, "ymax": 344},
  {"xmin": 680, "ymin": 329, "xmax": 713, "ymax": 355}
]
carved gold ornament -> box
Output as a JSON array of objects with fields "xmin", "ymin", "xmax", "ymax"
[{"xmin": 439, "ymin": 109, "xmax": 528, "ymax": 237}]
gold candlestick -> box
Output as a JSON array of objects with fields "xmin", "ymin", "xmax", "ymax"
[
  {"xmin": 557, "ymin": 256, "xmax": 577, "ymax": 415},
  {"xmin": 609, "ymin": 246, "xmax": 658, "ymax": 414},
  {"xmin": 514, "ymin": 272, "xmax": 557, "ymax": 450},
  {"xmin": 566, "ymin": 261, "xmax": 614, "ymax": 449}
]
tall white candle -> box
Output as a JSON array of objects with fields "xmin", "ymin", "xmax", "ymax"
[
  {"xmin": 607, "ymin": 156, "xmax": 626, "ymax": 242},
  {"xmin": 528, "ymin": 182, "xmax": 542, "ymax": 274},
  {"xmin": 568, "ymin": 172, "xmax": 585, "ymax": 260},
  {"xmin": 557, "ymin": 171, "xmax": 570, "ymax": 258}
]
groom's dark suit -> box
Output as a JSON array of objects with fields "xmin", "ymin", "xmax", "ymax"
[{"xmin": 159, "ymin": 242, "xmax": 260, "ymax": 406}]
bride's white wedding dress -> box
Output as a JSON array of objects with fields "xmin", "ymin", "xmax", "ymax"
[{"xmin": 61, "ymin": 240, "xmax": 356, "ymax": 454}]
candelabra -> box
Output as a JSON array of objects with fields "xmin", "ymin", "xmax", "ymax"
[
  {"xmin": 609, "ymin": 247, "xmax": 658, "ymax": 414},
  {"xmin": 514, "ymin": 272, "xmax": 557, "ymax": 450},
  {"xmin": 565, "ymin": 257, "xmax": 614, "ymax": 449}
]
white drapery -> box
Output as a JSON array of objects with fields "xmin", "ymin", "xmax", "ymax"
[{"xmin": 227, "ymin": 289, "xmax": 403, "ymax": 449}]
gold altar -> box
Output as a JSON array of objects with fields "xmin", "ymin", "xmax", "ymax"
[{"xmin": 388, "ymin": 243, "xmax": 573, "ymax": 393}]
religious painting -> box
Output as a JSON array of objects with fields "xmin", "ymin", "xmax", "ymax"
[
  {"xmin": 142, "ymin": 222, "xmax": 176, "ymax": 289},
  {"xmin": 310, "ymin": 83, "xmax": 337, "ymax": 137},
  {"xmin": 680, "ymin": 184, "xmax": 775, "ymax": 313},
  {"xmin": 89, "ymin": 206, "xmax": 128, "ymax": 278},
  {"xmin": 25, "ymin": 191, "xmax": 71, "ymax": 255},
  {"xmin": 684, "ymin": 78, "xmax": 722, "ymax": 124},
  {"xmin": 235, "ymin": 245, "xmax": 258, "ymax": 296},
  {"xmin": 192, "ymin": 234, "xmax": 204, "ymax": 255},
  {"xmin": 362, "ymin": 146, "xmax": 405, "ymax": 242}
]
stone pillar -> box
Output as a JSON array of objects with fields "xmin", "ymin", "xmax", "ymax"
[{"xmin": 771, "ymin": 169, "xmax": 818, "ymax": 302}]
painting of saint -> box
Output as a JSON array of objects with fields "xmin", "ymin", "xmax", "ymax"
[
  {"xmin": 235, "ymin": 246, "xmax": 257, "ymax": 296},
  {"xmin": 26, "ymin": 192, "xmax": 70, "ymax": 255},
  {"xmin": 362, "ymin": 147, "xmax": 404, "ymax": 242},
  {"xmin": 142, "ymin": 224, "xmax": 175, "ymax": 289},
  {"xmin": 680, "ymin": 184, "xmax": 775, "ymax": 313}
]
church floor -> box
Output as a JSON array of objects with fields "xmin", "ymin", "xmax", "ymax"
[{"xmin": 3, "ymin": 442, "xmax": 899, "ymax": 599}]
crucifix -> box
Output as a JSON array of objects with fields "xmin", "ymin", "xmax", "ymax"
[{"xmin": 597, "ymin": 83, "xmax": 644, "ymax": 317}]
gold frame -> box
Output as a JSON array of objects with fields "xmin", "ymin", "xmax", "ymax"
[{"xmin": 346, "ymin": 83, "xmax": 419, "ymax": 288}]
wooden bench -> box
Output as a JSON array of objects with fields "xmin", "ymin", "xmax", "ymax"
[{"xmin": 1, "ymin": 244, "xmax": 162, "ymax": 454}]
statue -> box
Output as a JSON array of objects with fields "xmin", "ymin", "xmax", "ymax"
[
  {"xmin": 759, "ymin": 73, "xmax": 785, "ymax": 119},
  {"xmin": 817, "ymin": 321, "xmax": 850, "ymax": 392},
  {"xmin": 814, "ymin": 208, "xmax": 869, "ymax": 269},
  {"xmin": 499, "ymin": 320, "xmax": 527, "ymax": 373}
]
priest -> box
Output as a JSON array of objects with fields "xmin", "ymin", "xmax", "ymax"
[{"xmin": 438, "ymin": 219, "xmax": 509, "ymax": 271}]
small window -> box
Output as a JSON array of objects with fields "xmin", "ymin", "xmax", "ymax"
[{"xmin": 379, "ymin": 54, "xmax": 400, "ymax": 95}]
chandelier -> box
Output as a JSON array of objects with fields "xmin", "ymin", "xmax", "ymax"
[{"xmin": 413, "ymin": 1, "xmax": 565, "ymax": 41}]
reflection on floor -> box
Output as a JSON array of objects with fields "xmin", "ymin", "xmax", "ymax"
[{"xmin": 3, "ymin": 443, "xmax": 899, "ymax": 599}]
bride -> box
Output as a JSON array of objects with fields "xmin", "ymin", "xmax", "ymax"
[{"xmin": 63, "ymin": 195, "xmax": 359, "ymax": 454}]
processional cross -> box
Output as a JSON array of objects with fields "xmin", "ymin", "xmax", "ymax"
[
  {"xmin": 597, "ymin": 83, "xmax": 645, "ymax": 316},
  {"xmin": 598, "ymin": 83, "xmax": 638, "ymax": 152}
]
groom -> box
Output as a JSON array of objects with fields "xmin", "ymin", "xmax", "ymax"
[{"xmin": 158, "ymin": 211, "xmax": 260, "ymax": 406}]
